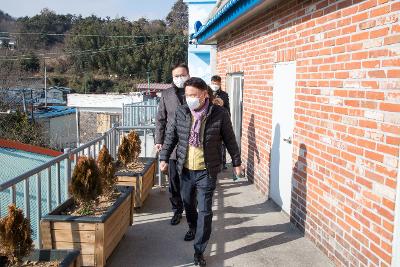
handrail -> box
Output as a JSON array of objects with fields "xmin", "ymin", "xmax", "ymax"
[
  {"xmin": 0, "ymin": 123, "xmax": 159, "ymax": 247},
  {"xmin": 0, "ymin": 128, "xmax": 113, "ymax": 191},
  {"xmin": 117, "ymin": 126, "xmax": 155, "ymax": 131}
]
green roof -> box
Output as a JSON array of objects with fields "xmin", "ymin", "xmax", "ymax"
[{"xmin": 0, "ymin": 147, "xmax": 54, "ymax": 183}]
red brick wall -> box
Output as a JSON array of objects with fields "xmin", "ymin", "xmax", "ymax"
[{"xmin": 216, "ymin": 0, "xmax": 399, "ymax": 266}]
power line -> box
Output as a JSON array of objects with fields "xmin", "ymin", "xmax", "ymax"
[
  {"xmin": 0, "ymin": 31, "xmax": 179, "ymax": 39},
  {"xmin": 0, "ymin": 39, "xmax": 173, "ymax": 61}
]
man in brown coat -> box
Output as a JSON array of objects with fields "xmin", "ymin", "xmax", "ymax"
[{"xmin": 155, "ymin": 63, "xmax": 189, "ymax": 225}]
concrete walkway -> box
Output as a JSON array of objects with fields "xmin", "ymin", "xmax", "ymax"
[{"xmin": 108, "ymin": 169, "xmax": 333, "ymax": 267}]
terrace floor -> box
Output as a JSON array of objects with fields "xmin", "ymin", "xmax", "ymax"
[{"xmin": 107, "ymin": 168, "xmax": 333, "ymax": 267}]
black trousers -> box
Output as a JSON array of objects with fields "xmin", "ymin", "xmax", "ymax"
[
  {"xmin": 181, "ymin": 168, "xmax": 216, "ymax": 254},
  {"xmin": 222, "ymin": 143, "xmax": 226, "ymax": 166},
  {"xmin": 168, "ymin": 159, "xmax": 183, "ymax": 214}
]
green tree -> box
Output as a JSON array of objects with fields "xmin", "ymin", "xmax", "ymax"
[
  {"xmin": 166, "ymin": 0, "xmax": 188, "ymax": 33},
  {"xmin": 20, "ymin": 52, "xmax": 40, "ymax": 72},
  {"xmin": 0, "ymin": 111, "xmax": 46, "ymax": 148}
]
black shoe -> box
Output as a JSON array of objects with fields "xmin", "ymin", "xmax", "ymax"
[
  {"xmin": 170, "ymin": 213, "xmax": 182, "ymax": 225},
  {"xmin": 194, "ymin": 253, "xmax": 206, "ymax": 266},
  {"xmin": 184, "ymin": 228, "xmax": 196, "ymax": 241}
]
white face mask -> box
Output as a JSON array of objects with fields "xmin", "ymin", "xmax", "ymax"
[
  {"xmin": 173, "ymin": 76, "xmax": 189, "ymax": 88},
  {"xmin": 210, "ymin": 84, "xmax": 220, "ymax": 92},
  {"xmin": 186, "ymin": 97, "xmax": 201, "ymax": 111}
]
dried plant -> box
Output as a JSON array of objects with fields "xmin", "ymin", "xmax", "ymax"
[
  {"xmin": 117, "ymin": 130, "xmax": 142, "ymax": 169},
  {"xmin": 127, "ymin": 130, "xmax": 141, "ymax": 160},
  {"xmin": 118, "ymin": 136, "xmax": 132, "ymax": 167},
  {"xmin": 0, "ymin": 205, "xmax": 33, "ymax": 264},
  {"xmin": 70, "ymin": 156, "xmax": 102, "ymax": 205},
  {"xmin": 97, "ymin": 145, "xmax": 116, "ymax": 195}
]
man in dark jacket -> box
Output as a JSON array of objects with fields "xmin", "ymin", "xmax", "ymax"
[
  {"xmin": 160, "ymin": 77, "xmax": 242, "ymax": 266},
  {"xmin": 155, "ymin": 63, "xmax": 189, "ymax": 225},
  {"xmin": 210, "ymin": 75, "xmax": 230, "ymax": 169}
]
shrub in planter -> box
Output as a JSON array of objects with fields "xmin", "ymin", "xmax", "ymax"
[
  {"xmin": 97, "ymin": 145, "xmax": 116, "ymax": 196},
  {"xmin": 70, "ymin": 156, "xmax": 102, "ymax": 215},
  {"xmin": 0, "ymin": 205, "xmax": 80, "ymax": 267},
  {"xmin": 127, "ymin": 130, "xmax": 141, "ymax": 160},
  {"xmin": 41, "ymin": 154, "xmax": 134, "ymax": 266},
  {"xmin": 117, "ymin": 130, "xmax": 142, "ymax": 169},
  {"xmin": 115, "ymin": 130, "xmax": 156, "ymax": 208},
  {"xmin": 0, "ymin": 205, "xmax": 33, "ymax": 265}
]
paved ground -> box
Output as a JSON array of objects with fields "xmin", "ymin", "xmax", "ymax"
[{"xmin": 107, "ymin": 169, "xmax": 334, "ymax": 267}]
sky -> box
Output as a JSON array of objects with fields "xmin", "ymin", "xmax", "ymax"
[{"xmin": 0, "ymin": 0, "xmax": 177, "ymax": 21}]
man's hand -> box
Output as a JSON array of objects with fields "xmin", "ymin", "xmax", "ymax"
[
  {"xmin": 213, "ymin": 97, "xmax": 224, "ymax": 106},
  {"xmin": 234, "ymin": 166, "xmax": 244, "ymax": 176},
  {"xmin": 154, "ymin": 144, "xmax": 163, "ymax": 152},
  {"xmin": 160, "ymin": 161, "xmax": 169, "ymax": 173}
]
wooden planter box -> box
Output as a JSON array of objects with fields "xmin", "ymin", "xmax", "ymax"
[
  {"xmin": 0, "ymin": 249, "xmax": 80, "ymax": 267},
  {"xmin": 40, "ymin": 186, "xmax": 134, "ymax": 267},
  {"xmin": 116, "ymin": 157, "xmax": 156, "ymax": 208}
]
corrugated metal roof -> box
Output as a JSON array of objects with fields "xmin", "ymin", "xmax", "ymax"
[
  {"xmin": 33, "ymin": 106, "xmax": 76, "ymax": 119},
  {"xmin": 0, "ymin": 147, "xmax": 54, "ymax": 183},
  {"xmin": 193, "ymin": 0, "xmax": 274, "ymax": 44}
]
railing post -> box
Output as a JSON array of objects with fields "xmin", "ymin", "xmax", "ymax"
[
  {"xmin": 36, "ymin": 172, "xmax": 42, "ymax": 247},
  {"xmin": 47, "ymin": 168, "xmax": 52, "ymax": 213},
  {"xmin": 64, "ymin": 148, "xmax": 71, "ymax": 198},
  {"xmin": 158, "ymin": 153, "xmax": 162, "ymax": 187},
  {"xmin": 24, "ymin": 179, "xmax": 30, "ymax": 219},
  {"xmin": 144, "ymin": 129, "xmax": 147, "ymax": 157},
  {"xmin": 56, "ymin": 162, "xmax": 61, "ymax": 206},
  {"xmin": 11, "ymin": 185, "xmax": 16, "ymax": 205}
]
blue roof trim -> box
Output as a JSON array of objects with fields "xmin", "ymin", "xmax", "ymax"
[
  {"xmin": 193, "ymin": 0, "xmax": 263, "ymax": 44},
  {"xmin": 34, "ymin": 106, "xmax": 76, "ymax": 119}
]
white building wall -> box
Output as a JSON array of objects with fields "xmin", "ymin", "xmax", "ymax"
[
  {"xmin": 67, "ymin": 93, "xmax": 143, "ymax": 113},
  {"xmin": 49, "ymin": 113, "xmax": 77, "ymax": 149}
]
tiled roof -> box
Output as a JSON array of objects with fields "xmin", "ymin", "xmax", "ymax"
[{"xmin": 136, "ymin": 83, "xmax": 172, "ymax": 91}]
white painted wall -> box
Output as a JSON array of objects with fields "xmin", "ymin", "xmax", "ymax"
[
  {"xmin": 184, "ymin": 0, "xmax": 217, "ymax": 83},
  {"xmin": 67, "ymin": 93, "xmax": 143, "ymax": 114}
]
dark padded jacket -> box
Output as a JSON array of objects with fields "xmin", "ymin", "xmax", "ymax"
[
  {"xmin": 155, "ymin": 86, "xmax": 185, "ymax": 160},
  {"xmin": 213, "ymin": 89, "xmax": 230, "ymax": 113},
  {"xmin": 160, "ymin": 103, "xmax": 241, "ymax": 179}
]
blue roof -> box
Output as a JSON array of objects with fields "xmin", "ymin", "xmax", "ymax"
[
  {"xmin": 193, "ymin": 0, "xmax": 263, "ymax": 44},
  {"xmin": 33, "ymin": 106, "xmax": 76, "ymax": 119},
  {"xmin": 0, "ymin": 147, "xmax": 54, "ymax": 184}
]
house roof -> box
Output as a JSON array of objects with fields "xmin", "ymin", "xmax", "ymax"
[
  {"xmin": 136, "ymin": 83, "xmax": 172, "ymax": 91},
  {"xmin": 0, "ymin": 139, "xmax": 62, "ymax": 184},
  {"xmin": 0, "ymin": 148, "xmax": 55, "ymax": 184},
  {"xmin": 193, "ymin": 0, "xmax": 279, "ymax": 44},
  {"xmin": 33, "ymin": 105, "xmax": 76, "ymax": 119}
]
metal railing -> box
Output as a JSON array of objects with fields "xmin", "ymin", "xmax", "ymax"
[
  {"xmin": 122, "ymin": 99, "xmax": 158, "ymax": 127},
  {"xmin": 0, "ymin": 125, "xmax": 157, "ymax": 247}
]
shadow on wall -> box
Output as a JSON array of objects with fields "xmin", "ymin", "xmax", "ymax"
[
  {"xmin": 246, "ymin": 114, "xmax": 260, "ymax": 183},
  {"xmin": 290, "ymin": 143, "xmax": 308, "ymax": 233},
  {"xmin": 269, "ymin": 123, "xmax": 281, "ymax": 208}
]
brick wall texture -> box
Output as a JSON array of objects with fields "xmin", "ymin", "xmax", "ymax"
[{"xmin": 216, "ymin": 0, "xmax": 399, "ymax": 266}]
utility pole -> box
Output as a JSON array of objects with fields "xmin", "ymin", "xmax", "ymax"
[
  {"xmin": 22, "ymin": 89, "xmax": 27, "ymax": 113},
  {"xmin": 30, "ymin": 89, "xmax": 34, "ymax": 122},
  {"xmin": 146, "ymin": 71, "xmax": 150, "ymax": 96},
  {"xmin": 44, "ymin": 57, "xmax": 47, "ymax": 107}
]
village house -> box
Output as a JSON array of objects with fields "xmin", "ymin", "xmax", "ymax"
[
  {"xmin": 33, "ymin": 106, "xmax": 77, "ymax": 150},
  {"xmin": 67, "ymin": 93, "xmax": 143, "ymax": 144},
  {"xmin": 190, "ymin": 0, "xmax": 400, "ymax": 266}
]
